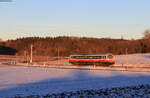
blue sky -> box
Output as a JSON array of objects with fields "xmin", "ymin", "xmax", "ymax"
[{"xmin": 0, "ymin": 0, "xmax": 150, "ymax": 40}]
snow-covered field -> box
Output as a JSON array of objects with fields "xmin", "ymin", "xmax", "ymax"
[
  {"xmin": 0, "ymin": 66, "xmax": 150, "ymax": 97},
  {"xmin": 0, "ymin": 53, "xmax": 150, "ymax": 97},
  {"xmin": 115, "ymin": 53, "xmax": 150, "ymax": 67}
]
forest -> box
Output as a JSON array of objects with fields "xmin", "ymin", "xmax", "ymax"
[{"xmin": 0, "ymin": 30, "xmax": 150, "ymax": 57}]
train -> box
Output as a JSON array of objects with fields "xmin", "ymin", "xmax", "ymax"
[{"xmin": 69, "ymin": 53, "xmax": 115, "ymax": 66}]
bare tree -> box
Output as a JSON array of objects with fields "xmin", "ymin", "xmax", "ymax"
[{"xmin": 143, "ymin": 29, "xmax": 150, "ymax": 39}]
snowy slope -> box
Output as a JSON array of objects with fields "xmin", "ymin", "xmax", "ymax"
[
  {"xmin": 115, "ymin": 53, "xmax": 150, "ymax": 65},
  {"xmin": 0, "ymin": 66, "xmax": 150, "ymax": 97}
]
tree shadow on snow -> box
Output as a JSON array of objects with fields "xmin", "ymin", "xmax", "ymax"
[{"xmin": 143, "ymin": 54, "xmax": 150, "ymax": 58}]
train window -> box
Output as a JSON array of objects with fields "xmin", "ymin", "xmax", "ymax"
[
  {"xmin": 86, "ymin": 56, "xmax": 91, "ymax": 59},
  {"xmin": 73, "ymin": 56, "xmax": 80, "ymax": 59},
  {"xmin": 96, "ymin": 56, "xmax": 99, "ymax": 59},
  {"xmin": 84, "ymin": 56, "xmax": 102, "ymax": 59},
  {"xmin": 98, "ymin": 56, "xmax": 101, "ymax": 59},
  {"xmin": 101, "ymin": 56, "xmax": 106, "ymax": 59},
  {"xmin": 92, "ymin": 56, "xmax": 99, "ymax": 59},
  {"xmin": 93, "ymin": 56, "xmax": 97, "ymax": 59},
  {"xmin": 79, "ymin": 56, "xmax": 84, "ymax": 59},
  {"xmin": 78, "ymin": 56, "xmax": 83, "ymax": 59},
  {"xmin": 81, "ymin": 56, "xmax": 87, "ymax": 59},
  {"xmin": 85, "ymin": 56, "xmax": 88, "ymax": 59},
  {"xmin": 107, "ymin": 55, "xmax": 113, "ymax": 59},
  {"xmin": 71, "ymin": 56, "xmax": 75, "ymax": 59},
  {"xmin": 77, "ymin": 56, "xmax": 80, "ymax": 59},
  {"xmin": 103, "ymin": 56, "xmax": 106, "ymax": 59},
  {"xmin": 81, "ymin": 56, "xmax": 84, "ymax": 59},
  {"xmin": 96, "ymin": 56, "xmax": 100, "ymax": 59},
  {"xmin": 97, "ymin": 56, "xmax": 101, "ymax": 59},
  {"xmin": 92, "ymin": 56, "xmax": 95, "ymax": 59},
  {"xmin": 74, "ymin": 56, "xmax": 77, "ymax": 59}
]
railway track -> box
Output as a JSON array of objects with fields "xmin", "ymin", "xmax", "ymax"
[
  {"xmin": 8, "ymin": 62, "xmax": 149, "ymax": 72},
  {"xmin": 1, "ymin": 60, "xmax": 150, "ymax": 72},
  {"xmin": 45, "ymin": 65, "xmax": 150, "ymax": 72}
]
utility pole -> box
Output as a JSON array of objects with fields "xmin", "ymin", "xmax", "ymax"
[
  {"xmin": 58, "ymin": 48, "xmax": 60, "ymax": 59},
  {"xmin": 30, "ymin": 44, "xmax": 33, "ymax": 63},
  {"xmin": 57, "ymin": 48, "xmax": 59, "ymax": 65},
  {"xmin": 125, "ymin": 48, "xmax": 128, "ymax": 55},
  {"xmin": 121, "ymin": 35, "xmax": 124, "ymax": 40}
]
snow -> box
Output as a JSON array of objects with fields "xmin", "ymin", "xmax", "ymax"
[
  {"xmin": 0, "ymin": 53, "xmax": 150, "ymax": 97},
  {"xmin": 0, "ymin": 66, "xmax": 150, "ymax": 97},
  {"xmin": 115, "ymin": 53, "xmax": 150, "ymax": 66},
  {"xmin": 32, "ymin": 85, "xmax": 150, "ymax": 98}
]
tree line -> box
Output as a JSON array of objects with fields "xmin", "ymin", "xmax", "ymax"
[{"xmin": 0, "ymin": 30, "xmax": 150, "ymax": 57}]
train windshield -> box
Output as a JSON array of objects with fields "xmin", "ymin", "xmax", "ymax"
[{"xmin": 107, "ymin": 55, "xmax": 114, "ymax": 59}]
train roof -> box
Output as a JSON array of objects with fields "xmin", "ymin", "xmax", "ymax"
[{"xmin": 70, "ymin": 53, "xmax": 113, "ymax": 56}]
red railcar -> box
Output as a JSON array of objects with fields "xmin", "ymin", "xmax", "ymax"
[{"xmin": 69, "ymin": 54, "xmax": 115, "ymax": 66}]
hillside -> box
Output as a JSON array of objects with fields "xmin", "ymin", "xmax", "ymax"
[{"xmin": 0, "ymin": 36, "xmax": 150, "ymax": 56}]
